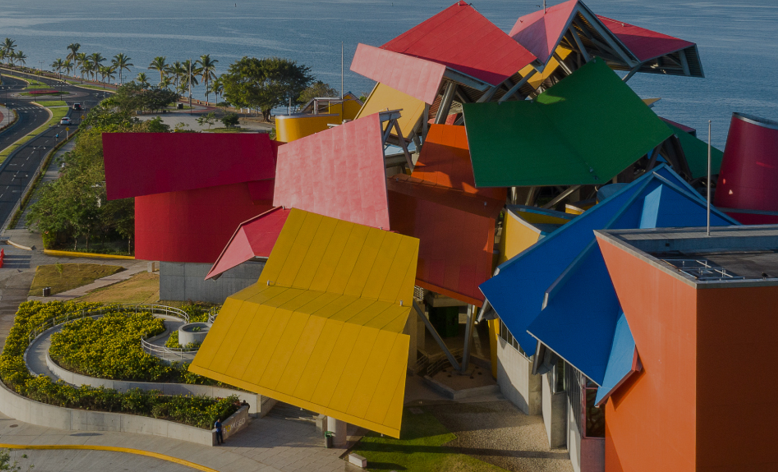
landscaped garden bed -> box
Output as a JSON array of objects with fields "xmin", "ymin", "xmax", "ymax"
[{"xmin": 0, "ymin": 301, "xmax": 237, "ymax": 429}]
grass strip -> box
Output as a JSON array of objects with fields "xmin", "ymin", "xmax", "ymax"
[
  {"xmin": 32, "ymin": 100, "xmax": 67, "ymax": 107},
  {"xmin": 28, "ymin": 263, "xmax": 123, "ymax": 296},
  {"xmin": 352, "ymin": 409, "xmax": 508, "ymax": 472}
]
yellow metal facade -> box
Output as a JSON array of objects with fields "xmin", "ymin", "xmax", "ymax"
[
  {"xmin": 191, "ymin": 209, "xmax": 419, "ymax": 438},
  {"xmin": 275, "ymin": 114, "xmax": 341, "ymax": 143},
  {"xmin": 356, "ymin": 83, "xmax": 426, "ymax": 139},
  {"xmin": 498, "ymin": 209, "xmax": 573, "ymax": 264}
]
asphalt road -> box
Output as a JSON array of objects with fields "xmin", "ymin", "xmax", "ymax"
[{"xmin": 0, "ymin": 70, "xmax": 113, "ymax": 227}]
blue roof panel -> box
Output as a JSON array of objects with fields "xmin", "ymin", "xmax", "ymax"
[{"xmin": 595, "ymin": 313, "xmax": 638, "ymax": 406}]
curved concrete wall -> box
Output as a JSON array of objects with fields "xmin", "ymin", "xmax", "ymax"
[
  {"xmin": 46, "ymin": 352, "xmax": 262, "ymax": 414},
  {"xmin": 0, "ymin": 378, "xmax": 215, "ymax": 446}
]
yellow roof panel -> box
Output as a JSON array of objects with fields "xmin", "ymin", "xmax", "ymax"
[
  {"xmin": 191, "ymin": 209, "xmax": 419, "ymax": 438},
  {"xmin": 355, "ymin": 82, "xmax": 426, "ymax": 139}
]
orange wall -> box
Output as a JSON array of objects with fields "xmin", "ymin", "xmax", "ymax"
[
  {"xmin": 598, "ymin": 236, "xmax": 698, "ymax": 472},
  {"xmin": 695, "ymin": 284, "xmax": 778, "ymax": 471}
]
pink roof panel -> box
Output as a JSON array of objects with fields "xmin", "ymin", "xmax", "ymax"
[
  {"xmin": 102, "ymin": 133, "xmax": 277, "ymax": 200},
  {"xmin": 510, "ymin": 0, "xmax": 578, "ymax": 64},
  {"xmin": 273, "ymin": 113, "xmax": 391, "ymax": 229},
  {"xmin": 597, "ymin": 15, "xmax": 695, "ymax": 62},
  {"xmin": 351, "ymin": 43, "xmax": 445, "ymax": 104},
  {"xmin": 205, "ymin": 207, "xmax": 290, "ymax": 280},
  {"xmin": 382, "ymin": 1, "xmax": 536, "ymax": 86}
]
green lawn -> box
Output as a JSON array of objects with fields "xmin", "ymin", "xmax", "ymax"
[
  {"xmin": 29, "ymin": 263, "xmax": 124, "ymax": 296},
  {"xmin": 205, "ymin": 127, "xmax": 257, "ymax": 133},
  {"xmin": 0, "ymin": 105, "xmax": 69, "ymax": 162},
  {"xmin": 20, "ymin": 91, "xmax": 68, "ymax": 96},
  {"xmin": 66, "ymin": 80, "xmax": 115, "ymax": 92},
  {"xmin": 352, "ymin": 409, "xmax": 507, "ymax": 472},
  {"xmin": 75, "ymin": 272, "xmax": 160, "ymax": 304},
  {"xmin": 33, "ymin": 100, "xmax": 67, "ymax": 107}
]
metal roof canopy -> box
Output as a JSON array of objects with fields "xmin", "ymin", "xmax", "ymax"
[
  {"xmin": 463, "ymin": 58, "xmax": 673, "ymax": 188},
  {"xmin": 190, "ymin": 209, "xmax": 420, "ymax": 438},
  {"xmin": 273, "ymin": 111, "xmax": 412, "ymax": 232},
  {"xmin": 205, "ymin": 207, "xmax": 291, "ymax": 280}
]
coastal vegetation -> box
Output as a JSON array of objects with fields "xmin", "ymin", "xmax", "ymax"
[{"xmin": 0, "ymin": 301, "xmax": 238, "ymax": 429}]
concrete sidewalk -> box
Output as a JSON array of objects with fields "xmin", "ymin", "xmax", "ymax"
[{"xmin": 0, "ymin": 411, "xmax": 357, "ymax": 472}]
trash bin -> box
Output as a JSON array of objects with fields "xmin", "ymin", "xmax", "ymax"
[
  {"xmin": 42, "ymin": 287, "xmax": 51, "ymax": 297},
  {"xmin": 176, "ymin": 103, "xmax": 184, "ymax": 110},
  {"xmin": 324, "ymin": 431, "xmax": 333, "ymax": 448}
]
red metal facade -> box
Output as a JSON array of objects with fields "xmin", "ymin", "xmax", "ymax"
[
  {"xmin": 382, "ymin": 1, "xmax": 536, "ymax": 86},
  {"xmin": 273, "ymin": 113, "xmax": 392, "ymax": 230},
  {"xmin": 135, "ymin": 183, "xmax": 273, "ymax": 263},
  {"xmin": 509, "ymin": 0, "xmax": 578, "ymax": 64},
  {"xmin": 102, "ymin": 133, "xmax": 277, "ymax": 200},
  {"xmin": 597, "ymin": 15, "xmax": 695, "ymax": 62},
  {"xmin": 714, "ymin": 113, "xmax": 778, "ymax": 224},
  {"xmin": 350, "ymin": 44, "xmax": 446, "ymax": 105}
]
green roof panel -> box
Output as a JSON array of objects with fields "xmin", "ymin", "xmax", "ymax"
[
  {"xmin": 667, "ymin": 123, "xmax": 724, "ymax": 179},
  {"xmin": 463, "ymin": 58, "xmax": 674, "ymax": 187}
]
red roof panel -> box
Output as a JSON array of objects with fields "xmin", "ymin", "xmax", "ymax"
[
  {"xmin": 412, "ymin": 124, "xmax": 506, "ymax": 201},
  {"xmin": 382, "ymin": 1, "xmax": 536, "ymax": 86},
  {"xmin": 102, "ymin": 133, "xmax": 277, "ymax": 201},
  {"xmin": 273, "ymin": 113, "xmax": 391, "ymax": 230},
  {"xmin": 205, "ymin": 207, "xmax": 291, "ymax": 280},
  {"xmin": 510, "ymin": 0, "xmax": 578, "ymax": 64},
  {"xmin": 597, "ymin": 15, "xmax": 695, "ymax": 62},
  {"xmin": 351, "ymin": 43, "xmax": 445, "ymax": 104},
  {"xmin": 388, "ymin": 174, "xmax": 503, "ymax": 306}
]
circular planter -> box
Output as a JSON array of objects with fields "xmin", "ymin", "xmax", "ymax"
[{"xmin": 178, "ymin": 322, "xmax": 210, "ymax": 346}]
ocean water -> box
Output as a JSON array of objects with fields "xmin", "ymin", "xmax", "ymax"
[{"xmin": 1, "ymin": 0, "xmax": 777, "ymax": 147}]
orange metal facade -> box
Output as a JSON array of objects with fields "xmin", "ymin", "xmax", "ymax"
[{"xmin": 599, "ymin": 235, "xmax": 778, "ymax": 471}]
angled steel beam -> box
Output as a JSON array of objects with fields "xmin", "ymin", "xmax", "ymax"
[
  {"xmin": 434, "ymin": 81, "xmax": 457, "ymax": 125},
  {"xmin": 414, "ymin": 300, "xmax": 461, "ymax": 371},
  {"xmin": 541, "ymin": 185, "xmax": 581, "ymax": 209},
  {"xmin": 498, "ymin": 70, "xmax": 537, "ymax": 104},
  {"xmin": 568, "ymin": 26, "xmax": 591, "ymax": 63},
  {"xmin": 460, "ymin": 305, "xmax": 477, "ymax": 372},
  {"xmin": 622, "ymin": 65, "xmax": 641, "ymax": 82}
]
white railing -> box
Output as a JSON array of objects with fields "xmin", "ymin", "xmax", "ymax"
[{"xmin": 140, "ymin": 338, "xmax": 199, "ymax": 359}]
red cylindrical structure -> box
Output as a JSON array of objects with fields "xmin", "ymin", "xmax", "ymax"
[
  {"xmin": 135, "ymin": 182, "xmax": 273, "ymax": 264},
  {"xmin": 715, "ymin": 113, "xmax": 778, "ymax": 224}
]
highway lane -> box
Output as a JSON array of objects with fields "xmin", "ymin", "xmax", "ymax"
[{"xmin": 0, "ymin": 71, "xmax": 113, "ymax": 227}]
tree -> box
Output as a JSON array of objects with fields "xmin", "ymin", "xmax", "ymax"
[
  {"xmin": 159, "ymin": 76, "xmax": 173, "ymax": 90},
  {"xmin": 221, "ymin": 113, "xmax": 239, "ymax": 128},
  {"xmin": 222, "ymin": 56, "xmax": 314, "ymax": 121},
  {"xmin": 135, "ymin": 72, "xmax": 150, "ymax": 89},
  {"xmin": 298, "ymin": 80, "xmax": 339, "ymax": 106},
  {"xmin": 148, "ymin": 56, "xmax": 169, "ymax": 84},
  {"xmin": 14, "ymin": 51, "xmax": 26, "ymax": 67},
  {"xmin": 112, "ymin": 53, "xmax": 133, "ymax": 85},
  {"xmin": 90, "ymin": 52, "xmax": 106, "ymax": 78},
  {"xmin": 198, "ymin": 54, "xmax": 218, "ymax": 105},
  {"xmin": 51, "ymin": 58, "xmax": 65, "ymax": 78},
  {"xmin": 171, "ymin": 61, "xmax": 186, "ymax": 89},
  {"xmin": 100, "ymin": 65, "xmax": 116, "ymax": 84},
  {"xmin": 67, "ymin": 43, "xmax": 80, "ymax": 76},
  {"xmin": 3, "ymin": 38, "xmax": 16, "ymax": 65},
  {"xmin": 196, "ymin": 112, "xmax": 217, "ymax": 129},
  {"xmin": 209, "ymin": 76, "xmax": 224, "ymax": 106},
  {"xmin": 181, "ymin": 59, "xmax": 200, "ymax": 103},
  {"xmin": 76, "ymin": 52, "xmax": 87, "ymax": 79},
  {"xmin": 63, "ymin": 59, "xmax": 73, "ymax": 76}
]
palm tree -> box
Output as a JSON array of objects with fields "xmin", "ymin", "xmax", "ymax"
[
  {"xmin": 89, "ymin": 53, "xmax": 105, "ymax": 80},
  {"xmin": 14, "ymin": 51, "xmax": 26, "ymax": 67},
  {"xmin": 209, "ymin": 76, "xmax": 224, "ymax": 107},
  {"xmin": 81, "ymin": 59, "xmax": 94, "ymax": 81},
  {"xmin": 62, "ymin": 59, "xmax": 73, "ymax": 77},
  {"xmin": 66, "ymin": 43, "xmax": 80, "ymax": 76},
  {"xmin": 2, "ymin": 38, "xmax": 16, "ymax": 65},
  {"xmin": 160, "ymin": 76, "xmax": 173, "ymax": 90},
  {"xmin": 181, "ymin": 59, "xmax": 200, "ymax": 105},
  {"xmin": 197, "ymin": 55, "xmax": 218, "ymax": 105},
  {"xmin": 112, "ymin": 53, "xmax": 133, "ymax": 85},
  {"xmin": 76, "ymin": 52, "xmax": 87, "ymax": 80},
  {"xmin": 51, "ymin": 58, "xmax": 65, "ymax": 78},
  {"xmin": 100, "ymin": 65, "xmax": 116, "ymax": 85},
  {"xmin": 170, "ymin": 61, "xmax": 186, "ymax": 89},
  {"xmin": 148, "ymin": 56, "xmax": 169, "ymax": 84},
  {"xmin": 136, "ymin": 72, "xmax": 150, "ymax": 89}
]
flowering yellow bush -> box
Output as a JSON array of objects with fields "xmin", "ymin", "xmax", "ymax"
[{"xmin": 0, "ymin": 301, "xmax": 237, "ymax": 429}]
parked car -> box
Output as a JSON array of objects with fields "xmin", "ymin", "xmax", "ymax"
[{"xmin": 59, "ymin": 117, "xmax": 72, "ymax": 125}]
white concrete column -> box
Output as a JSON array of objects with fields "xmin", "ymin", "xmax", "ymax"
[{"xmin": 327, "ymin": 417, "xmax": 347, "ymax": 447}]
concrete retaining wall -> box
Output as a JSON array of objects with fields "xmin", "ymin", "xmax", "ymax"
[
  {"xmin": 0, "ymin": 378, "xmax": 215, "ymax": 446},
  {"xmin": 496, "ymin": 337, "xmax": 541, "ymax": 415},
  {"xmin": 45, "ymin": 352, "xmax": 266, "ymax": 416},
  {"xmin": 160, "ymin": 261, "xmax": 264, "ymax": 304}
]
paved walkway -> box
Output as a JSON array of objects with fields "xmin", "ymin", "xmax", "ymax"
[
  {"xmin": 1, "ymin": 447, "xmax": 199, "ymax": 472},
  {"xmin": 0, "ymin": 411, "xmax": 357, "ymax": 472},
  {"xmin": 27, "ymin": 261, "xmax": 148, "ymax": 302}
]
